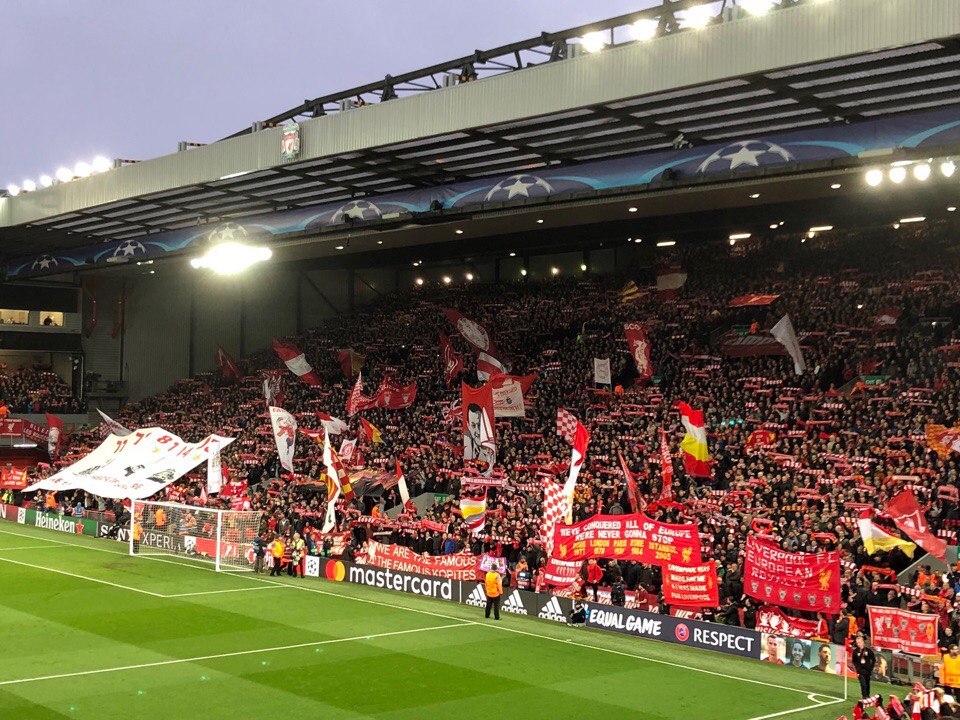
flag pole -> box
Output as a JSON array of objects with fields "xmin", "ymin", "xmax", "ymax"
[{"xmin": 843, "ymin": 640, "xmax": 849, "ymax": 701}]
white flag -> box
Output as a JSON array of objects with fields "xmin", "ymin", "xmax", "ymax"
[
  {"xmin": 321, "ymin": 428, "xmax": 342, "ymax": 533},
  {"xmin": 97, "ymin": 409, "xmax": 131, "ymax": 439},
  {"xmin": 268, "ymin": 406, "xmax": 297, "ymax": 473},
  {"xmin": 206, "ymin": 448, "xmax": 223, "ymax": 494},
  {"xmin": 770, "ymin": 314, "xmax": 806, "ymax": 375},
  {"xmin": 593, "ymin": 358, "xmax": 611, "ymax": 385}
]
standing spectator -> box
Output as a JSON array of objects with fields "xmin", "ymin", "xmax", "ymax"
[
  {"xmin": 581, "ymin": 558, "xmax": 603, "ymax": 601},
  {"xmin": 851, "ymin": 634, "xmax": 877, "ymax": 699},
  {"xmin": 252, "ymin": 534, "xmax": 266, "ymax": 574},
  {"xmin": 289, "ymin": 532, "xmax": 305, "ymax": 578},
  {"xmin": 269, "ymin": 535, "xmax": 285, "ymax": 577},
  {"xmin": 484, "ymin": 569, "xmax": 502, "ymax": 620}
]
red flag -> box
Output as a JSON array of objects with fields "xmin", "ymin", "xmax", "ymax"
[
  {"xmin": 659, "ymin": 429, "xmax": 673, "ymax": 501},
  {"xmin": 678, "ymin": 402, "xmax": 712, "ymax": 478},
  {"xmin": 359, "ymin": 418, "xmax": 383, "ymax": 444},
  {"xmin": 346, "ymin": 373, "xmax": 376, "ymax": 415},
  {"xmin": 396, "ymin": 458, "xmax": 416, "ymax": 514},
  {"xmin": 442, "ymin": 308, "xmax": 500, "ymax": 357},
  {"xmin": 744, "ymin": 536, "xmax": 841, "ymax": 613},
  {"xmin": 656, "ymin": 267, "xmax": 687, "ymax": 300},
  {"xmin": 439, "ymin": 332, "xmax": 463, "ymax": 388},
  {"xmin": 461, "ymin": 382, "xmax": 496, "ymax": 471},
  {"xmin": 336, "ymin": 349, "xmax": 365, "ymax": 379},
  {"xmin": 489, "ymin": 373, "xmax": 535, "ymax": 418},
  {"xmin": 315, "ymin": 411, "xmax": 348, "ymax": 435},
  {"xmin": 45, "ymin": 413, "xmax": 64, "ymax": 460},
  {"xmin": 372, "ymin": 377, "xmax": 417, "ymax": 410},
  {"xmin": 215, "ymin": 344, "xmax": 243, "ymax": 382},
  {"xmin": 746, "ymin": 429, "xmax": 777, "ymax": 449},
  {"xmin": 624, "ymin": 322, "xmax": 653, "ymax": 383},
  {"xmin": 885, "ymin": 490, "xmax": 947, "ymax": 560},
  {"xmin": 617, "ymin": 451, "xmax": 641, "ymax": 513},
  {"xmin": 755, "ymin": 606, "xmax": 824, "ymax": 639},
  {"xmin": 272, "ymin": 338, "xmax": 321, "ymax": 386},
  {"xmin": 556, "ymin": 408, "xmax": 578, "ymax": 445}
]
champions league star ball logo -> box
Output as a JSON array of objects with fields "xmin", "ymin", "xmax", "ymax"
[
  {"xmin": 484, "ymin": 174, "xmax": 554, "ymax": 202},
  {"xmin": 697, "ymin": 140, "xmax": 794, "ymax": 174},
  {"xmin": 31, "ymin": 254, "xmax": 59, "ymax": 271},
  {"xmin": 111, "ymin": 239, "xmax": 147, "ymax": 259},
  {"xmin": 331, "ymin": 200, "xmax": 382, "ymax": 224},
  {"xmin": 208, "ymin": 222, "xmax": 248, "ymax": 244}
]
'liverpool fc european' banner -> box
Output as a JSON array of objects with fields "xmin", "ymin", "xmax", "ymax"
[
  {"xmin": 744, "ymin": 536, "xmax": 840, "ymax": 614},
  {"xmin": 362, "ymin": 540, "xmax": 477, "ymax": 581},
  {"xmin": 26, "ymin": 428, "xmax": 235, "ymax": 499},
  {"xmin": 663, "ymin": 562, "xmax": 719, "ymax": 607},
  {"xmin": 550, "ymin": 513, "xmax": 701, "ymax": 566},
  {"xmin": 867, "ymin": 606, "xmax": 939, "ymax": 656}
]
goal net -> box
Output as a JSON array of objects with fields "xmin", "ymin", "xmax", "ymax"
[{"xmin": 129, "ymin": 499, "xmax": 261, "ymax": 572}]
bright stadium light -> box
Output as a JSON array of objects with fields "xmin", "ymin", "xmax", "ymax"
[
  {"xmin": 74, "ymin": 161, "xmax": 92, "ymax": 178},
  {"xmin": 442, "ymin": 275, "xmax": 451, "ymax": 284},
  {"xmin": 729, "ymin": 233, "xmax": 752, "ymax": 241},
  {"xmin": 91, "ymin": 156, "xmax": 112, "ymax": 173},
  {"xmin": 520, "ymin": 268, "xmax": 527, "ymax": 276},
  {"xmin": 551, "ymin": 266, "xmax": 559, "ymax": 275},
  {"xmin": 580, "ymin": 263, "xmax": 587, "ymax": 271},
  {"xmin": 899, "ymin": 216, "xmax": 926, "ymax": 223},
  {"xmin": 949, "ymin": 207, "xmax": 958, "ymax": 212},
  {"xmin": 913, "ymin": 163, "xmax": 931, "ymax": 181},
  {"xmin": 809, "ymin": 225, "xmax": 833, "ymax": 233},
  {"xmin": 942, "ymin": 160, "xmax": 957, "ymax": 178},
  {"xmin": 39, "ymin": 175, "xmax": 53, "ymax": 188},
  {"xmin": 629, "ymin": 19, "xmax": 659, "ymax": 41},
  {"xmin": 656, "ymin": 240, "xmax": 676, "ymax": 247},
  {"xmin": 22, "ymin": 180, "xmax": 36, "ymax": 192},
  {"xmin": 415, "ymin": 278, "xmax": 424, "ymax": 286},
  {"xmin": 581, "ymin": 32, "xmax": 607, "ymax": 53},
  {"xmin": 55, "ymin": 167, "xmax": 73, "ymax": 183},
  {"xmin": 865, "ymin": 169, "xmax": 883, "ymax": 186},
  {"xmin": 889, "ymin": 166, "xmax": 907, "ymax": 184},
  {"xmin": 741, "ymin": 0, "xmax": 774, "ymax": 16},
  {"xmin": 190, "ymin": 242, "xmax": 272, "ymax": 275},
  {"xmin": 465, "ymin": 272, "xmax": 474, "ymax": 281},
  {"xmin": 6, "ymin": 184, "xmax": 20, "ymax": 197},
  {"xmin": 680, "ymin": 5, "xmax": 713, "ymax": 29}
]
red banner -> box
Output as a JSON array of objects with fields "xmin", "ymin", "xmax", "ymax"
[
  {"xmin": 373, "ymin": 378, "xmax": 417, "ymax": 410},
  {"xmin": 550, "ymin": 513, "xmax": 702, "ymax": 566},
  {"xmin": 663, "ymin": 562, "xmax": 719, "ymax": 607},
  {"xmin": 439, "ymin": 333, "xmax": 463, "ymax": 388},
  {"xmin": 362, "ymin": 540, "xmax": 476, "ymax": 580},
  {"xmin": 0, "ymin": 467, "xmax": 28, "ymax": 490},
  {"xmin": 624, "ymin": 322, "xmax": 653, "ymax": 382},
  {"xmin": 462, "ymin": 382, "xmax": 496, "ymax": 467},
  {"xmin": 744, "ymin": 536, "xmax": 841, "ymax": 614},
  {"xmin": 443, "ymin": 308, "xmax": 500, "ymax": 357},
  {"xmin": 0, "ymin": 419, "xmax": 23, "ymax": 436},
  {"xmin": 756, "ymin": 605, "xmax": 823, "ymax": 639},
  {"xmin": 868, "ymin": 606, "xmax": 939, "ymax": 655}
]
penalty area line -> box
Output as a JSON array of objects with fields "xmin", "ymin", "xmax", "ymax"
[{"xmin": 0, "ymin": 622, "xmax": 472, "ymax": 687}]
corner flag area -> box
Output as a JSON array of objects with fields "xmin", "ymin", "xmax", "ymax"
[{"xmin": 1, "ymin": 524, "xmax": 860, "ymax": 720}]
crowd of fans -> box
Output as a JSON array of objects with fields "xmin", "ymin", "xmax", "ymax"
[
  {"xmin": 8, "ymin": 224, "xmax": 960, "ymax": 699},
  {"xmin": 0, "ymin": 365, "xmax": 82, "ymax": 414}
]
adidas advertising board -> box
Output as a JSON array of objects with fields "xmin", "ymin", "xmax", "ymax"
[
  {"xmin": 584, "ymin": 604, "xmax": 760, "ymax": 659},
  {"xmin": 465, "ymin": 583, "xmax": 487, "ymax": 607},
  {"xmin": 538, "ymin": 595, "xmax": 571, "ymax": 623}
]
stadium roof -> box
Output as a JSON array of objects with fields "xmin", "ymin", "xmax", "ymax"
[{"xmin": 2, "ymin": 0, "xmax": 960, "ymax": 262}]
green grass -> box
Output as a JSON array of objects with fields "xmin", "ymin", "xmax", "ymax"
[{"xmin": 0, "ymin": 523, "xmax": 873, "ymax": 720}]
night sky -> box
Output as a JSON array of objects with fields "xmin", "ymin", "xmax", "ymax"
[{"xmin": 1, "ymin": 0, "xmax": 673, "ymax": 188}]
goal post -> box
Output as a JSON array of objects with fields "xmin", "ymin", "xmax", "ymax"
[{"xmin": 129, "ymin": 499, "xmax": 262, "ymax": 572}]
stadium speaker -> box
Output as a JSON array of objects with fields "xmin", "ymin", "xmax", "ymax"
[
  {"xmin": 429, "ymin": 199, "xmax": 444, "ymax": 212},
  {"xmin": 661, "ymin": 168, "xmax": 679, "ymax": 182}
]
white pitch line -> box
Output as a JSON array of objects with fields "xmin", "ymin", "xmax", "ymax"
[
  {"xmin": 0, "ymin": 545, "xmax": 63, "ymax": 551},
  {"xmin": 164, "ymin": 586, "xmax": 285, "ymax": 598},
  {"xmin": 0, "ymin": 621, "xmax": 471, "ymax": 687},
  {"xmin": 0, "ymin": 525, "xmax": 847, "ymax": 704},
  {"xmin": 0, "ymin": 556, "xmax": 165, "ymax": 598},
  {"xmin": 744, "ymin": 697, "xmax": 845, "ymax": 720}
]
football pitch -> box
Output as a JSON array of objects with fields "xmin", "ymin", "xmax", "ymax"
[{"xmin": 0, "ymin": 524, "xmax": 871, "ymax": 720}]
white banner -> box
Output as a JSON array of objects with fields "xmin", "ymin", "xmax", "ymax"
[
  {"xmin": 492, "ymin": 376, "xmax": 525, "ymax": 418},
  {"xmin": 26, "ymin": 428, "xmax": 234, "ymax": 499},
  {"xmin": 269, "ymin": 406, "xmax": 297, "ymax": 473},
  {"xmin": 207, "ymin": 448, "xmax": 223, "ymax": 494},
  {"xmin": 97, "ymin": 409, "xmax": 131, "ymax": 440},
  {"xmin": 593, "ymin": 358, "xmax": 611, "ymax": 385}
]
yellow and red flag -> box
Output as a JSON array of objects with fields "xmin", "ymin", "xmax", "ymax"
[{"xmin": 678, "ymin": 402, "xmax": 711, "ymax": 478}]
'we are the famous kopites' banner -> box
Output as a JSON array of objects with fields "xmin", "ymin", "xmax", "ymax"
[
  {"xmin": 550, "ymin": 513, "xmax": 701, "ymax": 566},
  {"xmin": 361, "ymin": 541, "xmax": 477, "ymax": 581}
]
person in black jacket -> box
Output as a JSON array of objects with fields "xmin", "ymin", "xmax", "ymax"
[{"xmin": 851, "ymin": 634, "xmax": 877, "ymax": 699}]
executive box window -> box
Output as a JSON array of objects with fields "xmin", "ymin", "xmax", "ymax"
[
  {"xmin": 0, "ymin": 310, "xmax": 29, "ymax": 325},
  {"xmin": 40, "ymin": 312, "xmax": 63, "ymax": 327}
]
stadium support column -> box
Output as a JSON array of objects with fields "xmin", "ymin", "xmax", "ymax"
[
  {"xmin": 296, "ymin": 269, "xmax": 303, "ymax": 334},
  {"xmin": 523, "ymin": 255, "xmax": 530, "ymax": 282},
  {"xmin": 188, "ymin": 274, "xmax": 197, "ymax": 377},
  {"xmin": 494, "ymin": 258, "xmax": 501, "ymax": 284},
  {"xmin": 347, "ymin": 268, "xmax": 355, "ymax": 313}
]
